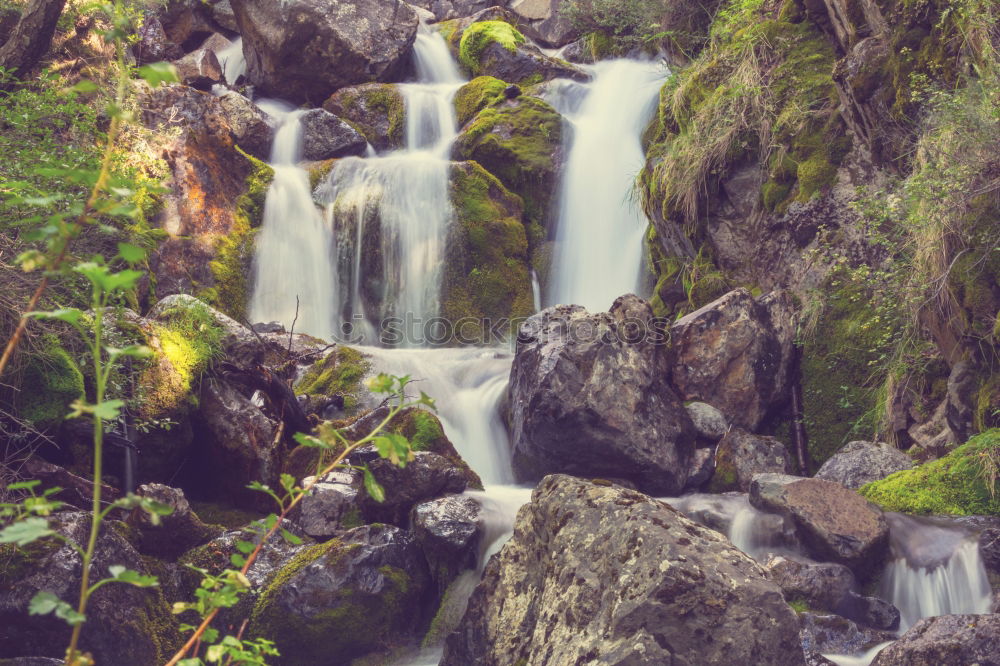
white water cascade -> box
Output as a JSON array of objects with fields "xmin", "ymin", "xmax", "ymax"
[
  {"xmin": 248, "ymin": 101, "xmax": 337, "ymax": 338},
  {"xmin": 544, "ymin": 59, "xmax": 668, "ymax": 311},
  {"xmin": 216, "ymin": 37, "xmax": 246, "ymax": 86},
  {"xmin": 314, "ymin": 26, "xmax": 463, "ymax": 345}
]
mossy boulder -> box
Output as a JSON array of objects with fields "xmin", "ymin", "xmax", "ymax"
[
  {"xmin": 456, "ymin": 19, "xmax": 586, "ymax": 85},
  {"xmin": 294, "ymin": 345, "xmax": 374, "ymax": 417},
  {"xmin": 16, "ymin": 336, "xmax": 84, "ymax": 428},
  {"xmin": 454, "ymin": 75, "xmax": 507, "ymax": 127},
  {"xmin": 249, "ymin": 524, "xmax": 433, "ymax": 664},
  {"xmin": 859, "ymin": 429, "xmax": 1000, "ymax": 515},
  {"xmin": 323, "ymin": 82, "xmax": 405, "ymax": 152},
  {"xmin": 452, "ymin": 93, "xmax": 563, "ymax": 230},
  {"xmin": 442, "ymin": 161, "xmax": 534, "ymax": 342},
  {"xmin": 0, "ymin": 513, "xmax": 180, "ymax": 664}
]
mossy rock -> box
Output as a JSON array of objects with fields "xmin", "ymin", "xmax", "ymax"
[
  {"xmin": 249, "ymin": 525, "xmax": 433, "ymax": 664},
  {"xmin": 16, "ymin": 336, "xmax": 84, "ymax": 428},
  {"xmin": 441, "ymin": 162, "xmax": 533, "ymax": 342},
  {"xmin": 860, "ymin": 429, "xmax": 1000, "ymax": 515},
  {"xmin": 389, "ymin": 407, "xmax": 483, "ymax": 490},
  {"xmin": 452, "ymin": 94, "xmax": 563, "ymax": 230},
  {"xmin": 459, "ymin": 20, "xmax": 525, "ymax": 72},
  {"xmin": 295, "ymin": 345, "xmax": 373, "ymax": 415},
  {"xmin": 323, "ymin": 82, "xmax": 405, "ymax": 152},
  {"xmin": 454, "ymin": 75, "xmax": 508, "ymax": 128},
  {"xmin": 203, "ymin": 148, "xmax": 274, "ymax": 322}
]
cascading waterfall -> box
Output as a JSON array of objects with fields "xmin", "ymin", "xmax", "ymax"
[
  {"xmin": 544, "ymin": 59, "xmax": 668, "ymax": 311},
  {"xmin": 314, "ymin": 26, "xmax": 463, "ymax": 345},
  {"xmin": 216, "ymin": 37, "xmax": 246, "ymax": 86},
  {"xmin": 248, "ymin": 100, "xmax": 337, "ymax": 338}
]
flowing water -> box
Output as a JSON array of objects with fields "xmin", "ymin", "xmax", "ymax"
[
  {"xmin": 242, "ymin": 21, "xmax": 997, "ymax": 666},
  {"xmin": 216, "ymin": 37, "xmax": 246, "ymax": 86},
  {"xmin": 544, "ymin": 59, "xmax": 668, "ymax": 311}
]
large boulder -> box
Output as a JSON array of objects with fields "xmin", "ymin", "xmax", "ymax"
[
  {"xmin": 0, "ymin": 513, "xmax": 179, "ymax": 663},
  {"xmin": 669, "ymin": 288, "xmax": 796, "ymax": 431},
  {"xmin": 509, "ymin": 0, "xmax": 578, "ymax": 46},
  {"xmin": 172, "ymin": 47, "xmax": 224, "ymax": 90},
  {"xmin": 815, "ymin": 441, "xmax": 914, "ymax": 489},
  {"xmin": 456, "ymin": 19, "xmax": 586, "ymax": 83},
  {"xmin": 230, "ymin": 0, "xmax": 419, "ymax": 105},
  {"xmin": 442, "ymin": 475, "xmax": 805, "ymax": 665},
  {"xmin": 509, "ymin": 295, "xmax": 696, "ymax": 495},
  {"xmin": 299, "ymin": 108, "xmax": 368, "ymax": 161},
  {"xmin": 750, "ymin": 474, "xmax": 889, "ymax": 577},
  {"xmin": 295, "ymin": 470, "xmax": 364, "ymax": 540},
  {"xmin": 360, "ymin": 452, "xmax": 471, "ymax": 525},
  {"xmin": 411, "ymin": 495, "xmax": 482, "ymax": 594},
  {"xmin": 323, "ymin": 82, "xmax": 405, "ymax": 152},
  {"xmin": 709, "ymin": 428, "xmax": 792, "ymax": 492},
  {"xmin": 249, "ymin": 524, "xmax": 433, "ymax": 664},
  {"xmin": 217, "ymin": 90, "xmax": 274, "ymax": 160},
  {"xmin": 799, "ymin": 612, "xmax": 895, "ymax": 658},
  {"xmin": 870, "ymin": 614, "xmax": 1000, "ymax": 665},
  {"xmin": 685, "ymin": 401, "xmax": 729, "ymax": 441},
  {"xmin": 452, "ymin": 91, "xmax": 563, "ymax": 230}
]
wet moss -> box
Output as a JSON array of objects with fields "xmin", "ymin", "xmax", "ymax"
[
  {"xmin": 18, "ymin": 335, "xmax": 84, "ymax": 427},
  {"xmin": 202, "ymin": 148, "xmax": 273, "ymax": 321},
  {"xmin": 295, "ymin": 346, "xmax": 371, "ymax": 414},
  {"xmin": 453, "ymin": 76, "xmax": 507, "ymax": 127},
  {"xmin": 459, "ymin": 20, "xmax": 525, "ymax": 73},
  {"xmin": 860, "ymin": 429, "xmax": 1000, "ymax": 515},
  {"xmin": 327, "ymin": 83, "xmax": 405, "ymax": 150}
]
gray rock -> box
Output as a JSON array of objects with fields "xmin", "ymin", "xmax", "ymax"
[
  {"xmin": 134, "ymin": 15, "xmax": 183, "ymax": 64},
  {"xmin": 750, "ymin": 474, "xmax": 889, "ymax": 577},
  {"xmin": 946, "ymin": 360, "xmax": 978, "ymax": 443},
  {"xmin": 133, "ymin": 483, "xmax": 223, "ymax": 559},
  {"xmin": 249, "ymin": 524, "xmax": 433, "ymax": 663},
  {"xmin": 871, "ymin": 614, "xmax": 1000, "ymax": 665},
  {"xmin": 799, "ymin": 612, "xmax": 895, "ymax": 657},
  {"xmin": 509, "ymin": 295, "xmax": 697, "ymax": 495},
  {"xmin": 209, "ymin": 0, "xmax": 238, "ymax": 32},
  {"xmin": 441, "ymin": 474, "xmax": 806, "ymax": 666},
  {"xmin": 409, "ymin": 0, "xmax": 502, "ymax": 21},
  {"xmin": 217, "ymin": 90, "xmax": 274, "ymax": 160},
  {"xmin": 980, "ymin": 527, "xmax": 1000, "ymax": 576},
  {"xmin": 173, "ymin": 48, "xmax": 224, "ymax": 90},
  {"xmin": 299, "ymin": 108, "xmax": 368, "ymax": 160},
  {"xmin": 296, "ymin": 469, "xmax": 363, "ymax": 539},
  {"xmin": 815, "ymin": 441, "xmax": 913, "ymax": 489},
  {"xmin": 840, "ymin": 591, "xmax": 900, "ymax": 631},
  {"xmin": 670, "ymin": 288, "xmax": 796, "ymax": 430},
  {"xmin": 710, "ymin": 428, "xmax": 792, "ymax": 492},
  {"xmin": 0, "ymin": 513, "xmax": 179, "ymax": 663},
  {"xmin": 360, "ymin": 451, "xmax": 470, "ymax": 525},
  {"xmin": 685, "ymin": 445, "xmax": 717, "ymax": 491},
  {"xmin": 411, "ymin": 495, "xmax": 481, "ymax": 594},
  {"xmin": 465, "ymin": 37, "xmax": 587, "ymax": 84},
  {"xmin": 231, "ymin": 0, "xmax": 419, "ymax": 105},
  {"xmin": 322, "ymin": 82, "xmax": 405, "ymax": 152},
  {"xmin": 686, "ymin": 401, "xmax": 729, "ymax": 441}
]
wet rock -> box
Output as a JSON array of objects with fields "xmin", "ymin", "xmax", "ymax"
[
  {"xmin": 20, "ymin": 456, "xmax": 119, "ymax": 511},
  {"xmin": 0, "ymin": 512, "xmax": 179, "ymax": 663},
  {"xmin": 295, "ymin": 470, "xmax": 363, "ymax": 540},
  {"xmin": 979, "ymin": 527, "xmax": 1000, "ymax": 576},
  {"xmin": 230, "ymin": 0, "xmax": 419, "ymax": 105},
  {"xmin": 217, "ymin": 90, "xmax": 274, "ymax": 159},
  {"xmin": 411, "ymin": 495, "xmax": 481, "ymax": 594},
  {"xmin": 799, "ymin": 612, "xmax": 895, "ymax": 657},
  {"xmin": 685, "ymin": 446, "xmax": 717, "ymax": 491},
  {"xmin": 299, "ymin": 108, "xmax": 368, "ymax": 161},
  {"xmin": 686, "ymin": 401, "xmax": 729, "ymax": 441},
  {"xmin": 322, "ymin": 82, "xmax": 405, "ymax": 152},
  {"xmin": 509, "ymin": 0, "xmax": 577, "ymax": 47},
  {"xmin": 173, "ymin": 47, "xmax": 224, "ymax": 90},
  {"xmin": 840, "ymin": 592, "xmax": 900, "ymax": 631},
  {"xmin": 710, "ymin": 428, "xmax": 792, "ymax": 492},
  {"xmin": 132, "ymin": 483, "xmax": 223, "ymax": 559},
  {"xmin": 871, "ymin": 614, "xmax": 1000, "ymax": 665},
  {"xmin": 815, "ymin": 440, "xmax": 914, "ymax": 489},
  {"xmin": 460, "ymin": 23, "xmax": 587, "ymax": 84},
  {"xmin": 361, "ymin": 452, "xmax": 470, "ymax": 525},
  {"xmin": 750, "ymin": 474, "xmax": 889, "ymax": 577},
  {"xmin": 195, "ymin": 377, "xmax": 280, "ymax": 505},
  {"xmin": 670, "ymin": 288, "xmax": 796, "ymax": 430},
  {"xmin": 249, "ymin": 524, "xmax": 433, "ymax": 664},
  {"xmin": 442, "ymin": 475, "xmax": 805, "ymax": 666},
  {"xmin": 509, "ymin": 296, "xmax": 696, "ymax": 495}
]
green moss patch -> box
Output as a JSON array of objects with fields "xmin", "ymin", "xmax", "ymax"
[
  {"xmin": 459, "ymin": 20, "xmax": 525, "ymax": 73},
  {"xmin": 860, "ymin": 429, "xmax": 1000, "ymax": 515},
  {"xmin": 18, "ymin": 335, "xmax": 84, "ymax": 427},
  {"xmin": 295, "ymin": 346, "xmax": 371, "ymax": 414},
  {"xmin": 454, "ymin": 76, "xmax": 508, "ymax": 128}
]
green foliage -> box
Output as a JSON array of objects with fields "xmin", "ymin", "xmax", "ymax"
[
  {"xmin": 860, "ymin": 429, "xmax": 1000, "ymax": 515},
  {"xmin": 459, "ymin": 20, "xmax": 525, "ymax": 72},
  {"xmin": 17, "ymin": 335, "xmax": 85, "ymax": 426},
  {"xmin": 559, "ymin": 0, "xmax": 664, "ymax": 52}
]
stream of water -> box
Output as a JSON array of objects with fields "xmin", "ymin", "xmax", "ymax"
[{"xmin": 229, "ymin": 24, "xmax": 997, "ymax": 666}]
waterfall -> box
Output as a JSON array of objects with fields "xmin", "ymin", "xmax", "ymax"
[
  {"xmin": 544, "ymin": 59, "xmax": 668, "ymax": 310},
  {"xmin": 216, "ymin": 37, "xmax": 246, "ymax": 86},
  {"xmin": 314, "ymin": 26, "xmax": 463, "ymax": 346},
  {"xmin": 248, "ymin": 100, "xmax": 337, "ymax": 338}
]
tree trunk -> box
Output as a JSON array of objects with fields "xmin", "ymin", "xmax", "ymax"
[{"xmin": 0, "ymin": 0, "xmax": 67, "ymax": 76}]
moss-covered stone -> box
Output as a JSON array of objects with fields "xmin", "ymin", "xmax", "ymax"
[
  {"xmin": 459, "ymin": 20, "xmax": 525, "ymax": 73},
  {"xmin": 323, "ymin": 82, "xmax": 405, "ymax": 152},
  {"xmin": 441, "ymin": 162, "xmax": 533, "ymax": 341},
  {"xmin": 453, "ymin": 94, "xmax": 563, "ymax": 231},
  {"xmin": 295, "ymin": 346, "xmax": 372, "ymax": 415},
  {"xmin": 453, "ymin": 76, "xmax": 508, "ymax": 128},
  {"xmin": 202, "ymin": 148, "xmax": 273, "ymax": 322},
  {"xmin": 859, "ymin": 429, "xmax": 1000, "ymax": 515},
  {"xmin": 17, "ymin": 335, "xmax": 84, "ymax": 427}
]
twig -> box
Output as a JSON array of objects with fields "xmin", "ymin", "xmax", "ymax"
[{"xmin": 287, "ymin": 295, "xmax": 299, "ymax": 354}]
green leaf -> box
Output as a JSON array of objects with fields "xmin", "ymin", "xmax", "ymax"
[
  {"xmin": 69, "ymin": 79, "xmax": 99, "ymax": 94},
  {"xmin": 235, "ymin": 540, "xmax": 255, "ymax": 555},
  {"xmin": 106, "ymin": 344, "xmax": 153, "ymax": 361},
  {"xmin": 280, "ymin": 528, "xmax": 303, "ymax": 546},
  {"xmin": 137, "ymin": 62, "xmax": 179, "ymax": 87},
  {"xmin": 230, "ymin": 553, "xmax": 246, "ymax": 568},
  {"xmin": 116, "ymin": 242, "xmax": 145, "ymax": 263},
  {"xmin": 29, "ymin": 591, "xmax": 85, "ymax": 626},
  {"xmin": 25, "ymin": 308, "xmax": 84, "ymax": 325},
  {"xmin": 110, "ymin": 566, "xmax": 159, "ymax": 587},
  {"xmin": 205, "ymin": 644, "xmax": 225, "ymax": 662},
  {"xmin": 91, "ymin": 399, "xmax": 125, "ymax": 420},
  {"xmin": 0, "ymin": 517, "xmax": 54, "ymax": 545},
  {"xmin": 293, "ymin": 432, "xmax": 328, "ymax": 449},
  {"xmin": 6, "ymin": 480, "xmax": 41, "ymax": 491},
  {"xmin": 362, "ymin": 467, "xmax": 385, "ymax": 503}
]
